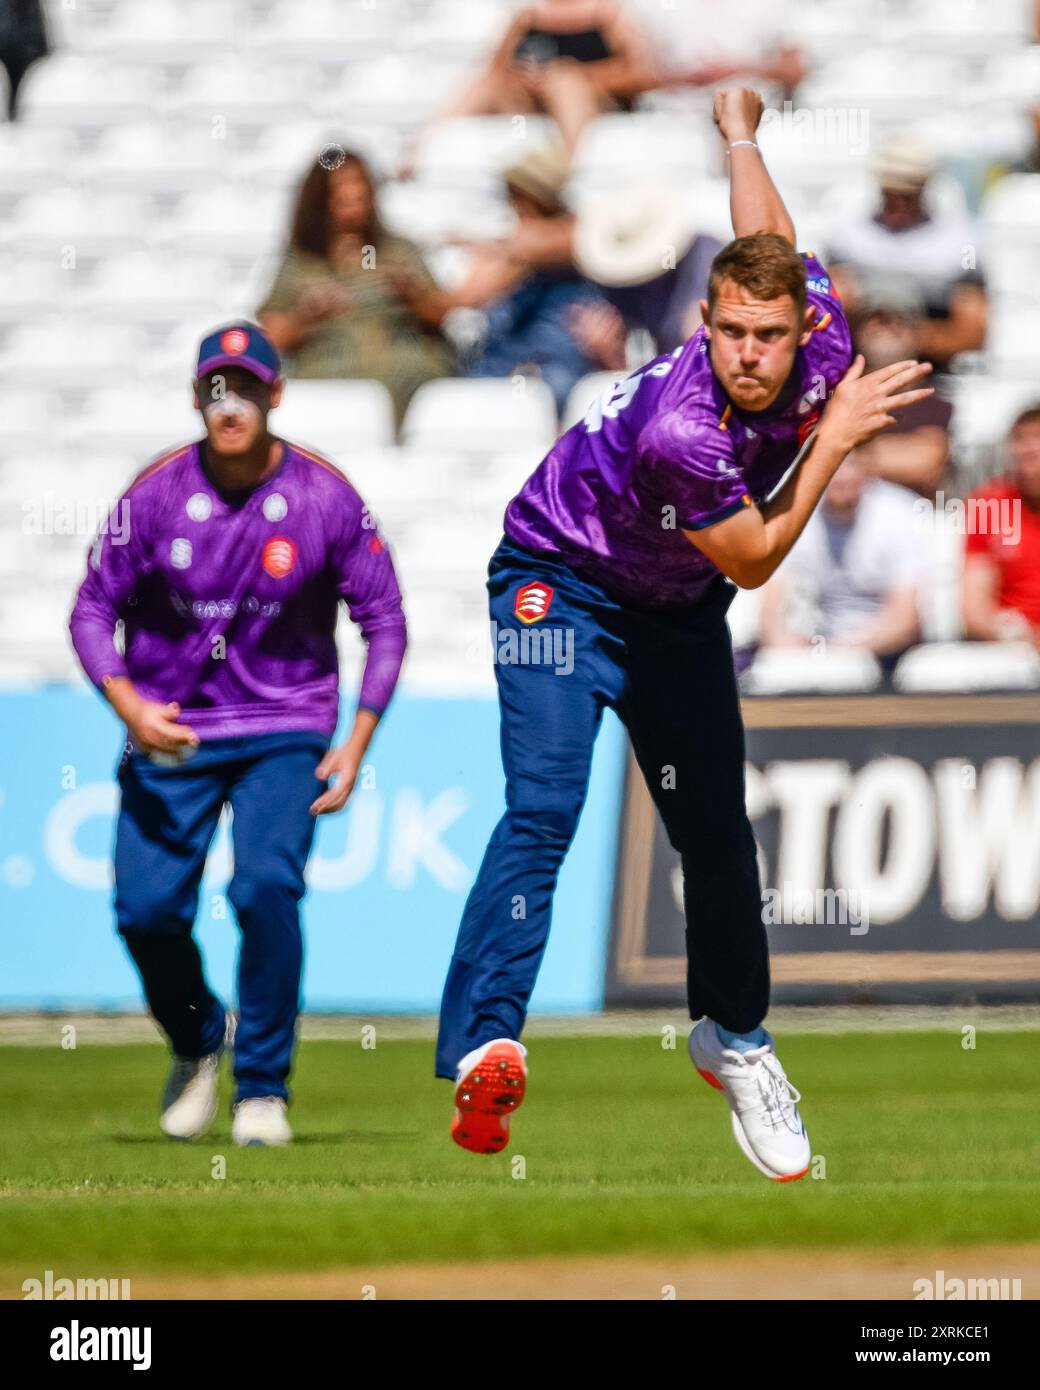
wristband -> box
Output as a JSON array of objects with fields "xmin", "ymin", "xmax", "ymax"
[{"xmin": 727, "ymin": 140, "xmax": 760, "ymax": 153}]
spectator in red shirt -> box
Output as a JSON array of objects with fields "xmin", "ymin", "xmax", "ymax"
[{"xmin": 962, "ymin": 405, "xmax": 1040, "ymax": 644}]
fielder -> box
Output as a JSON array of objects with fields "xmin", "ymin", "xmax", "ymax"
[
  {"xmin": 437, "ymin": 89, "xmax": 932, "ymax": 1178},
  {"xmin": 70, "ymin": 321, "xmax": 406, "ymax": 1146}
]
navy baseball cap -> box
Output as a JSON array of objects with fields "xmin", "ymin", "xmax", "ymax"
[{"xmin": 196, "ymin": 320, "xmax": 281, "ymax": 384}]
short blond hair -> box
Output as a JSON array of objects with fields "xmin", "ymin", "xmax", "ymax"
[{"xmin": 707, "ymin": 234, "xmax": 806, "ymax": 317}]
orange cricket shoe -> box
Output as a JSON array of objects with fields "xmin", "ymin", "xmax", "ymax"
[{"xmin": 451, "ymin": 1038, "xmax": 527, "ymax": 1154}]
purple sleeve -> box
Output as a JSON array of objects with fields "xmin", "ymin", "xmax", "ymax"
[
  {"xmin": 801, "ymin": 253, "xmax": 840, "ymax": 298},
  {"xmin": 331, "ymin": 492, "xmax": 407, "ymax": 718},
  {"xmin": 68, "ymin": 493, "xmax": 150, "ymax": 689},
  {"xmin": 800, "ymin": 252, "xmax": 854, "ymax": 396},
  {"xmin": 642, "ymin": 410, "xmax": 751, "ymax": 531}
]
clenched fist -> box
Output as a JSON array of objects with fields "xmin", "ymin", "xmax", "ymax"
[{"xmin": 713, "ymin": 87, "xmax": 765, "ymax": 144}]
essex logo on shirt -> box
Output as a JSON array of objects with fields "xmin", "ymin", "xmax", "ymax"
[
  {"xmin": 515, "ymin": 581, "xmax": 553, "ymax": 623},
  {"xmin": 261, "ymin": 536, "xmax": 297, "ymax": 579}
]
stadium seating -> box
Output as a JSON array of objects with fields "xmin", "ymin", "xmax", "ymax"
[
  {"xmin": 893, "ymin": 641, "xmax": 1040, "ymax": 692},
  {"xmin": 401, "ymin": 377, "xmax": 558, "ymax": 456},
  {"xmin": 3, "ymin": 0, "xmax": 1037, "ymax": 694},
  {"xmin": 269, "ymin": 379, "xmax": 397, "ymax": 454},
  {"xmin": 742, "ymin": 647, "xmax": 883, "ymax": 695}
]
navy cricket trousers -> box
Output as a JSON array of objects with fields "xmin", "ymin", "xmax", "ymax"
[
  {"xmin": 114, "ymin": 731, "xmax": 327, "ymax": 1101},
  {"xmin": 435, "ymin": 537, "xmax": 769, "ymax": 1077}
]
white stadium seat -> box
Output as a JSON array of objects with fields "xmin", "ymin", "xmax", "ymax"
[
  {"xmin": 894, "ymin": 642, "xmax": 1040, "ymax": 693},
  {"xmin": 891, "ymin": 0, "xmax": 1034, "ymax": 58},
  {"xmin": 570, "ymin": 114, "xmax": 718, "ymax": 191},
  {"xmin": 947, "ymin": 375, "xmax": 1040, "ymax": 461},
  {"xmin": 401, "ymin": 378, "xmax": 558, "ymax": 456},
  {"xmin": 0, "ymin": 126, "xmax": 75, "ymax": 199},
  {"xmin": 743, "ymin": 647, "xmax": 883, "ymax": 695},
  {"xmin": 167, "ymin": 61, "xmax": 321, "ymax": 130},
  {"xmin": 150, "ymin": 187, "xmax": 291, "ymax": 260},
  {"xmin": 238, "ymin": 0, "xmax": 401, "ymax": 64},
  {"xmin": 400, "ymin": 1, "xmax": 507, "ymax": 62},
  {"xmin": 987, "ymin": 310, "xmax": 1040, "ymax": 374},
  {"xmin": 17, "ymin": 54, "xmax": 155, "ymax": 130},
  {"xmin": 380, "ymin": 182, "xmax": 511, "ymax": 248},
  {"xmin": 2, "ymin": 189, "xmax": 153, "ymax": 259},
  {"xmin": 0, "ymin": 322, "xmax": 144, "ymax": 392},
  {"xmin": 272, "ymin": 379, "xmax": 397, "ymax": 454},
  {"xmin": 411, "ymin": 116, "xmax": 559, "ymax": 193},
  {"xmin": 0, "ymin": 260, "xmax": 68, "ymax": 324},
  {"xmin": 799, "ymin": 52, "xmax": 972, "ymax": 126},
  {"xmin": 726, "ymin": 586, "xmax": 763, "ymax": 651},
  {"xmin": 917, "ymin": 513, "xmax": 965, "ymax": 645},
  {"xmin": 320, "ymin": 54, "xmax": 463, "ymax": 129},
  {"xmin": 754, "ymin": 109, "xmax": 871, "ymax": 202},
  {"xmin": 58, "ymin": 451, "xmax": 150, "ymax": 510},
  {"xmin": 79, "ymin": 254, "xmax": 238, "ymax": 330},
  {"xmin": 73, "ymin": 0, "xmax": 238, "ymax": 65},
  {"xmin": 981, "ymin": 173, "xmax": 1040, "ymax": 242},
  {"xmin": 73, "ymin": 387, "xmax": 202, "ymax": 458},
  {"xmin": 79, "ymin": 122, "xmax": 234, "ymax": 195},
  {"xmin": 0, "ymin": 392, "xmax": 69, "ymax": 451}
]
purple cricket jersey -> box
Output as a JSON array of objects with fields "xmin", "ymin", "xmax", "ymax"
[
  {"xmin": 504, "ymin": 254, "xmax": 853, "ymax": 607},
  {"xmin": 70, "ymin": 439, "xmax": 407, "ymax": 741}
]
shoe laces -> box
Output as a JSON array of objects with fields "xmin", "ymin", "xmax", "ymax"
[{"xmin": 733, "ymin": 1048, "xmax": 803, "ymax": 1133}]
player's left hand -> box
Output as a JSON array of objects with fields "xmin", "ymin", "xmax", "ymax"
[
  {"xmin": 310, "ymin": 743, "xmax": 361, "ymax": 816},
  {"xmin": 712, "ymin": 87, "xmax": 764, "ymax": 143}
]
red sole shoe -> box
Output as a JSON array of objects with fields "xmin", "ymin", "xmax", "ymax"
[{"xmin": 451, "ymin": 1041, "xmax": 527, "ymax": 1155}]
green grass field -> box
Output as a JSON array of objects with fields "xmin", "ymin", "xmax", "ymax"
[{"xmin": 1, "ymin": 1030, "xmax": 1038, "ymax": 1293}]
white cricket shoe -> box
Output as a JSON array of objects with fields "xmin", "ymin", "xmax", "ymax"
[
  {"xmin": 232, "ymin": 1096, "xmax": 292, "ymax": 1147},
  {"xmin": 160, "ymin": 1050, "xmax": 222, "ymax": 1140},
  {"xmin": 689, "ymin": 1019, "xmax": 811, "ymax": 1182}
]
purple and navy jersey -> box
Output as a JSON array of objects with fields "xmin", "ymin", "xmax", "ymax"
[
  {"xmin": 504, "ymin": 254, "xmax": 852, "ymax": 607},
  {"xmin": 70, "ymin": 439, "xmax": 406, "ymax": 740}
]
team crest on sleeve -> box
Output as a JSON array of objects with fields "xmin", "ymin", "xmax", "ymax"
[
  {"xmin": 514, "ymin": 581, "xmax": 553, "ymax": 624},
  {"xmin": 261, "ymin": 536, "xmax": 297, "ymax": 578}
]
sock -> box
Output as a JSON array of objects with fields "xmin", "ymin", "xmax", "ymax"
[{"xmin": 716, "ymin": 1023, "xmax": 767, "ymax": 1054}]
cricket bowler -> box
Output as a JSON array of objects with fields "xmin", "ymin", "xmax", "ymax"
[
  {"xmin": 69, "ymin": 321, "xmax": 406, "ymax": 1146},
  {"xmin": 437, "ymin": 89, "xmax": 933, "ymax": 1178}
]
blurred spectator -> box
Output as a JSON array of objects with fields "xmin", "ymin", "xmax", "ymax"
[
  {"xmin": 626, "ymin": 0, "xmax": 806, "ymax": 99},
  {"xmin": 0, "ymin": 0, "xmax": 49, "ymax": 120},
  {"xmin": 852, "ymin": 282, "xmax": 952, "ymax": 497},
  {"xmin": 571, "ymin": 183, "xmax": 724, "ymax": 365},
  {"xmin": 405, "ymin": 0, "xmax": 656, "ymax": 167},
  {"xmin": 258, "ymin": 150, "xmax": 455, "ymax": 423},
  {"xmin": 962, "ymin": 405, "xmax": 1040, "ymax": 645},
  {"xmin": 826, "ymin": 137, "xmax": 987, "ymax": 371},
  {"xmin": 390, "ymin": 144, "xmax": 608, "ymax": 411},
  {"xmin": 759, "ymin": 453, "xmax": 924, "ymax": 663},
  {"xmin": 1008, "ymin": 102, "xmax": 1040, "ymax": 174}
]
